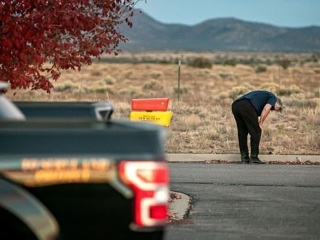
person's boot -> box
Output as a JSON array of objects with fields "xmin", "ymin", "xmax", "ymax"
[
  {"xmin": 249, "ymin": 155, "xmax": 266, "ymax": 164},
  {"xmin": 240, "ymin": 152, "xmax": 250, "ymax": 164}
]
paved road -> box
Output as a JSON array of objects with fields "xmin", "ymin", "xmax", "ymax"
[
  {"xmin": 166, "ymin": 153, "xmax": 320, "ymax": 164},
  {"xmin": 165, "ymin": 162, "xmax": 320, "ymax": 240}
]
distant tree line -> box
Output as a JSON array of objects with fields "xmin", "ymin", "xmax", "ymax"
[{"xmin": 97, "ymin": 53, "xmax": 319, "ymax": 69}]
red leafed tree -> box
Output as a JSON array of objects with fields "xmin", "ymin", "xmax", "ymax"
[{"xmin": 0, "ymin": 0, "xmax": 141, "ymax": 92}]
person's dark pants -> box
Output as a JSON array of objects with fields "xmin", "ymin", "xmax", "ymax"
[{"xmin": 231, "ymin": 99, "xmax": 261, "ymax": 159}]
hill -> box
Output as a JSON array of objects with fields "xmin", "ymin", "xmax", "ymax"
[{"xmin": 119, "ymin": 10, "xmax": 320, "ymax": 53}]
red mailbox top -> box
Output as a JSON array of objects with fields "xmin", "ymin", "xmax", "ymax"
[{"xmin": 131, "ymin": 98, "xmax": 169, "ymax": 111}]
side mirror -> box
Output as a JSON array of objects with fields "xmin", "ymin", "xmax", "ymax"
[{"xmin": 0, "ymin": 81, "xmax": 26, "ymax": 120}]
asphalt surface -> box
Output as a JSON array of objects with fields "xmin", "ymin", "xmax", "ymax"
[
  {"xmin": 166, "ymin": 153, "xmax": 320, "ymax": 164},
  {"xmin": 166, "ymin": 153, "xmax": 320, "ymax": 222}
]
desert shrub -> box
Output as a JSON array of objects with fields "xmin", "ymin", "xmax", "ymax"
[
  {"xmin": 259, "ymin": 83, "xmax": 279, "ymax": 92},
  {"xmin": 91, "ymin": 70, "xmax": 103, "ymax": 76},
  {"xmin": 285, "ymin": 99, "xmax": 317, "ymax": 109},
  {"xmin": 236, "ymin": 57, "xmax": 257, "ymax": 66},
  {"xmin": 113, "ymin": 102, "xmax": 131, "ymax": 118},
  {"xmin": 222, "ymin": 59, "xmax": 237, "ymax": 67},
  {"xmin": 72, "ymin": 88, "xmax": 87, "ymax": 94},
  {"xmin": 142, "ymin": 80, "xmax": 164, "ymax": 91},
  {"xmin": 150, "ymin": 71, "xmax": 164, "ymax": 79},
  {"xmin": 228, "ymin": 86, "xmax": 250, "ymax": 100},
  {"xmin": 218, "ymin": 91, "xmax": 229, "ymax": 99},
  {"xmin": 93, "ymin": 86, "xmax": 114, "ymax": 94},
  {"xmin": 195, "ymin": 69, "xmax": 211, "ymax": 77},
  {"xmin": 255, "ymin": 65, "xmax": 267, "ymax": 73},
  {"xmin": 308, "ymin": 54, "xmax": 319, "ymax": 63},
  {"xmin": 277, "ymin": 85, "xmax": 301, "ymax": 96},
  {"xmin": 183, "ymin": 114, "xmax": 202, "ymax": 130},
  {"xmin": 123, "ymin": 79, "xmax": 132, "ymax": 86},
  {"xmin": 187, "ymin": 57, "xmax": 212, "ymax": 69},
  {"xmin": 54, "ymin": 81, "xmax": 78, "ymax": 92},
  {"xmin": 124, "ymin": 70, "xmax": 133, "ymax": 78},
  {"xmin": 306, "ymin": 133, "xmax": 320, "ymax": 151},
  {"xmin": 277, "ymin": 58, "xmax": 291, "ymax": 70},
  {"xmin": 118, "ymin": 87, "xmax": 143, "ymax": 98},
  {"xmin": 159, "ymin": 59, "xmax": 173, "ymax": 64},
  {"xmin": 205, "ymin": 128, "xmax": 220, "ymax": 141},
  {"xmin": 82, "ymin": 83, "xmax": 110, "ymax": 94},
  {"xmin": 103, "ymin": 75, "xmax": 116, "ymax": 85},
  {"xmin": 219, "ymin": 73, "xmax": 234, "ymax": 80},
  {"xmin": 96, "ymin": 80, "xmax": 106, "ymax": 87},
  {"xmin": 174, "ymin": 87, "xmax": 188, "ymax": 94},
  {"xmin": 98, "ymin": 57, "xmax": 132, "ymax": 64}
]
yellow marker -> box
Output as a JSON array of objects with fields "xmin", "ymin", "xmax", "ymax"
[{"xmin": 130, "ymin": 111, "xmax": 173, "ymax": 127}]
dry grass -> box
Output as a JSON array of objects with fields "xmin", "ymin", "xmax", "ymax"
[{"xmin": 7, "ymin": 52, "xmax": 320, "ymax": 155}]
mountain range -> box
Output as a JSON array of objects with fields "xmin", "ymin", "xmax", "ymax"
[{"xmin": 119, "ymin": 9, "xmax": 320, "ymax": 53}]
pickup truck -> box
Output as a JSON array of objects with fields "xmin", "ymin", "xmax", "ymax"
[
  {"xmin": 15, "ymin": 101, "xmax": 114, "ymax": 121},
  {"xmin": 0, "ymin": 82, "xmax": 170, "ymax": 240}
]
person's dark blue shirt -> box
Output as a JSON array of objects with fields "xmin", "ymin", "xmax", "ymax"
[{"xmin": 236, "ymin": 90, "xmax": 277, "ymax": 116}]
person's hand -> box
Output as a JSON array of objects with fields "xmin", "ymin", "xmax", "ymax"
[{"xmin": 259, "ymin": 123, "xmax": 263, "ymax": 130}]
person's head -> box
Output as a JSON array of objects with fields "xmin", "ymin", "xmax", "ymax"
[{"xmin": 274, "ymin": 97, "xmax": 285, "ymax": 112}]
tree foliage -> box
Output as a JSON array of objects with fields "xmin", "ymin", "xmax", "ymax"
[{"xmin": 0, "ymin": 0, "xmax": 141, "ymax": 92}]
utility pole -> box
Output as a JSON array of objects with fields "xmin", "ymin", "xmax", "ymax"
[{"xmin": 177, "ymin": 59, "xmax": 181, "ymax": 102}]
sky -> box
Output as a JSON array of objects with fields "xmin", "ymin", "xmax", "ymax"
[{"xmin": 135, "ymin": 0, "xmax": 320, "ymax": 28}]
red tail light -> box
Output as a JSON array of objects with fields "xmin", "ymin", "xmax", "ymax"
[{"xmin": 119, "ymin": 161, "xmax": 170, "ymax": 228}]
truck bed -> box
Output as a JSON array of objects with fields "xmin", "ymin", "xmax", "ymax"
[
  {"xmin": 0, "ymin": 119, "xmax": 166, "ymax": 157},
  {"xmin": 14, "ymin": 101, "xmax": 114, "ymax": 121}
]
